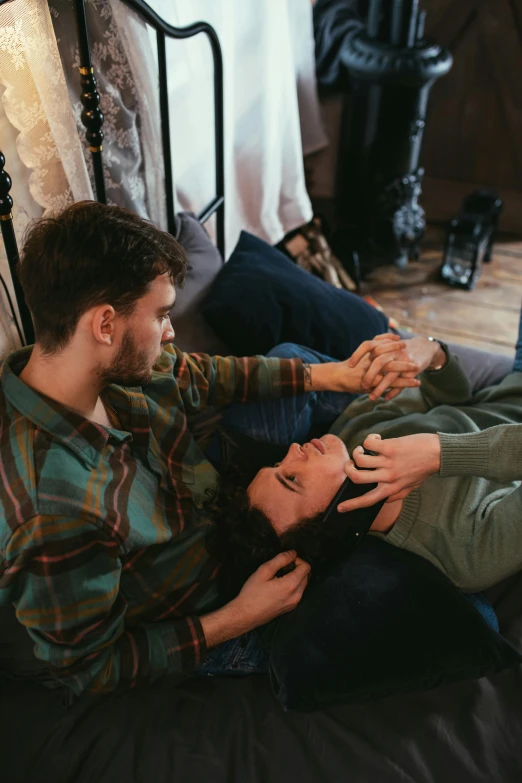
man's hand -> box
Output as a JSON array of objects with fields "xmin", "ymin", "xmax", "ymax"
[
  {"xmin": 336, "ymin": 432, "xmax": 442, "ymax": 513},
  {"xmin": 234, "ymin": 551, "xmax": 311, "ymax": 627},
  {"xmin": 349, "ymin": 335, "xmax": 447, "ymax": 401},
  {"xmin": 200, "ymin": 551, "xmax": 311, "ymax": 647},
  {"xmin": 307, "ymin": 334, "xmax": 421, "ymax": 398}
]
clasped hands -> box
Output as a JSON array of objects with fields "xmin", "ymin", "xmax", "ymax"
[{"xmin": 310, "ymin": 333, "xmax": 446, "ymax": 399}]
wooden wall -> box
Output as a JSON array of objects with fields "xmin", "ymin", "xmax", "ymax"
[{"xmin": 421, "ymin": 0, "xmax": 522, "ymax": 234}]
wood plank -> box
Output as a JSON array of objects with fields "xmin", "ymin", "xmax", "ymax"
[
  {"xmin": 389, "ymin": 322, "xmax": 515, "ymax": 357},
  {"xmin": 375, "ymin": 290, "xmax": 518, "ymax": 336},
  {"xmin": 363, "ymin": 223, "xmax": 522, "ymax": 357}
]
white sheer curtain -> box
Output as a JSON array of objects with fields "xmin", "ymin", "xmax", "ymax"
[{"xmin": 145, "ymin": 0, "xmax": 325, "ymax": 255}]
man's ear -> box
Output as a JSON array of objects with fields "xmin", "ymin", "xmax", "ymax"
[{"xmin": 90, "ymin": 304, "xmax": 117, "ymax": 346}]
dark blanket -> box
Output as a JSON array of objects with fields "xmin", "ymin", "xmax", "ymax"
[{"xmin": 2, "ymin": 569, "xmax": 522, "ymax": 783}]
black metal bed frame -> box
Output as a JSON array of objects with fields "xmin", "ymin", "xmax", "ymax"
[{"xmin": 0, "ymin": 0, "xmax": 225, "ymax": 346}]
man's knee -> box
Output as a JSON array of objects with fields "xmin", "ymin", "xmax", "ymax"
[
  {"xmin": 267, "ymin": 342, "xmax": 305, "ymax": 360},
  {"xmin": 267, "ymin": 343, "xmax": 336, "ymax": 365}
]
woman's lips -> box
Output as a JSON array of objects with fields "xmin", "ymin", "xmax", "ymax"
[{"xmin": 310, "ymin": 438, "xmax": 325, "ymax": 455}]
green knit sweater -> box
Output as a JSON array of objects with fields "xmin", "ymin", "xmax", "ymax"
[{"xmin": 329, "ymin": 353, "xmax": 522, "ymax": 592}]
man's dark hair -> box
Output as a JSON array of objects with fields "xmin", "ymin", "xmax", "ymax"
[
  {"xmin": 18, "ymin": 200, "xmax": 187, "ymax": 353},
  {"xmin": 205, "ymin": 469, "xmax": 344, "ymax": 598}
]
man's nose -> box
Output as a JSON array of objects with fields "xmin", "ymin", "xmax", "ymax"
[{"xmin": 163, "ymin": 318, "xmax": 175, "ymax": 344}]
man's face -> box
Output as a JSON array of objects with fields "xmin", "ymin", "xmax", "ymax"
[
  {"xmin": 247, "ymin": 434, "xmax": 349, "ymax": 534},
  {"xmin": 100, "ymin": 273, "xmax": 176, "ymax": 387}
]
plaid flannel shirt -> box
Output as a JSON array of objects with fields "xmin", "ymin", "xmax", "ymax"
[{"xmin": 0, "ymin": 345, "xmax": 304, "ymax": 697}]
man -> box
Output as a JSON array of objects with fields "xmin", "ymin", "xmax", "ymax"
[{"xmin": 0, "ymin": 201, "xmax": 418, "ymax": 699}]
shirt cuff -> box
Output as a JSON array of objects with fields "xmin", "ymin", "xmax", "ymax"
[
  {"xmin": 275, "ymin": 357, "xmax": 306, "ymax": 397},
  {"xmin": 160, "ymin": 615, "xmax": 208, "ymax": 672}
]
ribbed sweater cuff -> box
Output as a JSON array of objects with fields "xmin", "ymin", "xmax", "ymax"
[{"xmin": 439, "ymin": 431, "xmax": 490, "ymax": 477}]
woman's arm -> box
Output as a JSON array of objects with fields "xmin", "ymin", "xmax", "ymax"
[
  {"xmin": 339, "ymin": 415, "xmax": 522, "ymax": 513},
  {"xmin": 440, "ymin": 423, "xmax": 522, "ymax": 483}
]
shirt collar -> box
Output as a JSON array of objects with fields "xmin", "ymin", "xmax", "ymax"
[{"xmin": 2, "ymin": 347, "xmax": 132, "ymax": 468}]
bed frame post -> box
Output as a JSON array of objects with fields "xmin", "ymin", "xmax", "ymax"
[
  {"xmin": 156, "ymin": 31, "xmax": 176, "ymax": 237},
  {"xmin": 0, "ymin": 152, "xmax": 35, "ymax": 345},
  {"xmin": 73, "ymin": 0, "xmax": 107, "ymax": 204},
  {"xmin": 120, "ymin": 0, "xmax": 225, "ymax": 257}
]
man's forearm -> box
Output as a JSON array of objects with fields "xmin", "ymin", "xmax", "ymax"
[
  {"xmin": 200, "ymin": 599, "xmax": 251, "ymax": 649},
  {"xmin": 303, "ymin": 361, "xmax": 349, "ymax": 392}
]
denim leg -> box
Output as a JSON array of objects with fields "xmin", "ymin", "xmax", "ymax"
[
  {"xmin": 219, "ymin": 343, "xmax": 357, "ymax": 445},
  {"xmin": 462, "ymin": 592, "xmax": 499, "ymax": 632},
  {"xmin": 197, "ymin": 632, "xmax": 269, "ymax": 677},
  {"xmin": 513, "ymin": 308, "xmax": 522, "ymax": 372}
]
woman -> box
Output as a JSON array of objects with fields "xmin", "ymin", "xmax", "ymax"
[{"xmin": 209, "ymin": 334, "xmax": 522, "ymax": 597}]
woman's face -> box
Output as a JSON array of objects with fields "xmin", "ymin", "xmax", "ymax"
[{"xmin": 247, "ymin": 434, "xmax": 349, "ymax": 534}]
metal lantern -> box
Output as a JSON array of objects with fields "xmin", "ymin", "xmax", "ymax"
[{"xmin": 440, "ymin": 190, "xmax": 504, "ymax": 290}]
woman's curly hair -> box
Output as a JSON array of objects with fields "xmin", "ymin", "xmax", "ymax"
[{"xmin": 205, "ymin": 468, "xmax": 346, "ymax": 599}]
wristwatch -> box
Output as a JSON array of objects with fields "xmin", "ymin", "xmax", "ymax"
[{"xmin": 426, "ymin": 336, "xmax": 449, "ymax": 371}]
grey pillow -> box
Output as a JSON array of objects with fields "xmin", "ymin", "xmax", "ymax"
[{"xmin": 171, "ymin": 212, "xmax": 231, "ymax": 355}]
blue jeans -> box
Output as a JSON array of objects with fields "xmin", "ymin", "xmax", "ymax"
[{"xmin": 200, "ymin": 342, "xmax": 353, "ymax": 677}]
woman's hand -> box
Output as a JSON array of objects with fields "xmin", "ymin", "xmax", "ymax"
[
  {"xmin": 348, "ymin": 335, "xmax": 447, "ymax": 401},
  {"xmin": 344, "ymin": 333, "xmax": 420, "ymax": 398},
  {"xmin": 336, "ymin": 432, "xmax": 442, "ymax": 513},
  {"xmin": 305, "ymin": 334, "xmax": 446, "ymax": 400},
  {"xmin": 307, "ymin": 334, "xmax": 419, "ymax": 397}
]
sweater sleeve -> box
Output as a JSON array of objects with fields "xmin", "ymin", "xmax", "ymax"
[
  {"xmin": 412, "ymin": 352, "xmax": 473, "ymax": 411},
  {"xmin": 439, "ymin": 370, "xmax": 522, "ymax": 482},
  {"xmin": 440, "ymin": 423, "xmax": 522, "ymax": 483}
]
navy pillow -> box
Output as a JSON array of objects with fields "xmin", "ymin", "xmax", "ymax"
[
  {"xmin": 202, "ymin": 231, "xmax": 389, "ymax": 357},
  {"xmin": 259, "ymin": 537, "xmax": 522, "ymax": 711}
]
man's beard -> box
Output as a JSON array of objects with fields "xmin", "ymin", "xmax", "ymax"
[{"xmin": 98, "ymin": 328, "xmax": 156, "ymax": 387}]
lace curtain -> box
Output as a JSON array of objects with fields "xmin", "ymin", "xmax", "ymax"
[
  {"xmin": 0, "ymin": 0, "xmax": 92, "ymax": 354},
  {"xmin": 0, "ymin": 0, "xmax": 166, "ymax": 356},
  {"xmin": 50, "ymin": 0, "xmax": 166, "ymax": 228}
]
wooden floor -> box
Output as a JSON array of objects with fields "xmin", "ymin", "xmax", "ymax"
[{"xmin": 363, "ymin": 228, "xmax": 522, "ymax": 357}]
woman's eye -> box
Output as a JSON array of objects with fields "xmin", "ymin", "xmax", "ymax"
[{"xmin": 286, "ymin": 474, "xmax": 298, "ymax": 484}]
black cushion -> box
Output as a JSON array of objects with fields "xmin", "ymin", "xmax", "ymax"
[
  {"xmin": 202, "ymin": 231, "xmax": 389, "ymax": 357},
  {"xmin": 260, "ymin": 536, "xmax": 522, "ymax": 711}
]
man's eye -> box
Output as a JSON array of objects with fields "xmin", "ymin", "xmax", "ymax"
[{"xmin": 286, "ymin": 474, "xmax": 298, "ymax": 484}]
